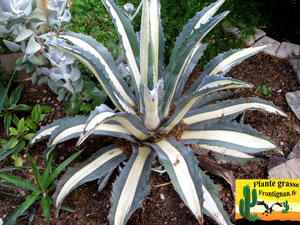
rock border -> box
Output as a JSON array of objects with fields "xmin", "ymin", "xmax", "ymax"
[{"xmin": 222, "ymin": 21, "xmax": 300, "ymax": 59}]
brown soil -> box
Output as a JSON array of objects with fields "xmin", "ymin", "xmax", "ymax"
[{"xmin": 0, "ymin": 53, "xmax": 300, "ymax": 225}]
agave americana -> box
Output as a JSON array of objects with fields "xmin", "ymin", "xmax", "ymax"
[{"xmin": 30, "ymin": 0, "xmax": 286, "ymax": 224}]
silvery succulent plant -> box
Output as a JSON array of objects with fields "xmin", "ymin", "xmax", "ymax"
[
  {"xmin": 0, "ymin": 0, "xmax": 84, "ymax": 101},
  {"xmin": 29, "ymin": 0, "xmax": 286, "ymax": 224}
]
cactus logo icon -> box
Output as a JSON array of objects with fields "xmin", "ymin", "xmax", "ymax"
[{"xmin": 236, "ymin": 179, "xmax": 300, "ymax": 224}]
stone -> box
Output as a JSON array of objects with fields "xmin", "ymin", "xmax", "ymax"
[
  {"xmin": 267, "ymin": 156, "xmax": 286, "ymax": 170},
  {"xmin": 289, "ymin": 55, "xmax": 300, "ymax": 85},
  {"xmin": 269, "ymin": 158, "xmax": 300, "ymax": 179},
  {"xmin": 253, "ymin": 36, "xmax": 280, "ymax": 56},
  {"xmin": 276, "ymin": 42, "xmax": 300, "ymax": 59},
  {"xmin": 287, "ymin": 139, "xmax": 300, "ymax": 160},
  {"xmin": 0, "ymin": 53, "xmax": 23, "ymax": 73},
  {"xmin": 285, "ymin": 91, "xmax": 300, "ymax": 120},
  {"xmin": 244, "ymin": 28, "xmax": 266, "ymax": 46},
  {"xmin": 221, "ymin": 21, "xmax": 241, "ymax": 37}
]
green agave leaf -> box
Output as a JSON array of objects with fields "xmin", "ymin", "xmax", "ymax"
[
  {"xmin": 140, "ymin": 81, "xmax": 163, "ymax": 130},
  {"xmin": 149, "ymin": 0, "xmax": 165, "ymax": 83},
  {"xmin": 60, "ymin": 32, "xmax": 135, "ymax": 107},
  {"xmin": 190, "ymin": 90, "xmax": 233, "ymax": 110},
  {"xmin": 48, "ymin": 115, "xmax": 87, "ymax": 147},
  {"xmin": 196, "ymin": 144, "xmax": 262, "ymax": 164},
  {"xmin": 184, "ymin": 97, "xmax": 287, "ymax": 125},
  {"xmin": 77, "ymin": 105, "xmax": 150, "ymax": 146},
  {"xmin": 169, "ymin": 0, "xmax": 225, "ymax": 70},
  {"xmin": 29, "ymin": 117, "xmax": 71, "ymax": 146},
  {"xmin": 93, "ymin": 121, "xmax": 137, "ymax": 143},
  {"xmin": 160, "ymin": 75, "xmax": 252, "ymax": 134},
  {"xmin": 181, "ymin": 120, "xmax": 277, "ymax": 154},
  {"xmin": 4, "ymin": 191, "xmax": 41, "ymax": 225},
  {"xmin": 102, "ymin": 0, "xmax": 140, "ymax": 95},
  {"xmin": 46, "ymin": 41, "xmax": 133, "ymax": 113},
  {"xmin": 163, "ymin": 11, "xmax": 229, "ymax": 118},
  {"xmin": 109, "ymin": 145, "xmax": 154, "ymax": 225},
  {"xmin": 140, "ymin": 0, "xmax": 152, "ymax": 87},
  {"xmin": 200, "ymin": 170, "xmax": 233, "ymax": 225},
  {"xmin": 54, "ymin": 145, "xmax": 126, "ymax": 213},
  {"xmin": 148, "ymin": 140, "xmax": 203, "ymax": 223},
  {"xmin": 186, "ymin": 45, "xmax": 266, "ymax": 95}
]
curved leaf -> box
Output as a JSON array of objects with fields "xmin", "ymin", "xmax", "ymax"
[
  {"xmin": 200, "ymin": 170, "xmax": 233, "ymax": 225},
  {"xmin": 186, "ymin": 45, "xmax": 266, "ymax": 95},
  {"xmin": 109, "ymin": 145, "xmax": 154, "ymax": 225},
  {"xmin": 163, "ymin": 11, "xmax": 229, "ymax": 118},
  {"xmin": 54, "ymin": 145, "xmax": 126, "ymax": 213},
  {"xmin": 184, "ymin": 97, "xmax": 287, "ymax": 125},
  {"xmin": 29, "ymin": 117, "xmax": 72, "ymax": 146},
  {"xmin": 181, "ymin": 120, "xmax": 277, "ymax": 153},
  {"xmin": 102, "ymin": 0, "xmax": 140, "ymax": 94},
  {"xmin": 148, "ymin": 140, "xmax": 203, "ymax": 223},
  {"xmin": 160, "ymin": 76, "xmax": 252, "ymax": 133},
  {"xmin": 77, "ymin": 106, "xmax": 150, "ymax": 145},
  {"xmin": 60, "ymin": 32, "xmax": 135, "ymax": 107}
]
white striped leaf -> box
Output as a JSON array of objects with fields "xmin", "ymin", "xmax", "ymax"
[
  {"xmin": 163, "ymin": 12, "xmax": 229, "ymax": 118},
  {"xmin": 140, "ymin": 80, "xmax": 163, "ymax": 130},
  {"xmin": 149, "ymin": 0, "xmax": 164, "ymax": 83},
  {"xmin": 200, "ymin": 170, "xmax": 233, "ymax": 225},
  {"xmin": 54, "ymin": 144, "xmax": 126, "ymax": 213},
  {"xmin": 186, "ymin": 45, "xmax": 266, "ymax": 95},
  {"xmin": 181, "ymin": 120, "xmax": 277, "ymax": 154},
  {"xmin": 195, "ymin": 144, "xmax": 262, "ymax": 164},
  {"xmin": 102, "ymin": 0, "xmax": 140, "ymax": 94},
  {"xmin": 29, "ymin": 117, "xmax": 72, "ymax": 146},
  {"xmin": 77, "ymin": 106, "xmax": 150, "ymax": 146},
  {"xmin": 184, "ymin": 97, "xmax": 287, "ymax": 125},
  {"xmin": 140, "ymin": 0, "xmax": 151, "ymax": 87},
  {"xmin": 109, "ymin": 145, "xmax": 154, "ymax": 225},
  {"xmin": 190, "ymin": 90, "xmax": 233, "ymax": 111},
  {"xmin": 148, "ymin": 140, "xmax": 203, "ymax": 223},
  {"xmin": 45, "ymin": 41, "xmax": 133, "ymax": 112},
  {"xmin": 167, "ymin": 0, "xmax": 225, "ymax": 80},
  {"xmin": 60, "ymin": 32, "xmax": 136, "ymax": 107},
  {"xmin": 48, "ymin": 116, "xmax": 87, "ymax": 147},
  {"xmin": 160, "ymin": 76, "xmax": 252, "ymax": 134}
]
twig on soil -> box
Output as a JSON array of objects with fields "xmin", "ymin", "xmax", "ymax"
[{"xmin": 153, "ymin": 182, "xmax": 171, "ymax": 188}]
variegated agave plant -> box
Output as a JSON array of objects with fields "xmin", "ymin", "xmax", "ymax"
[{"xmin": 29, "ymin": 0, "xmax": 287, "ymax": 224}]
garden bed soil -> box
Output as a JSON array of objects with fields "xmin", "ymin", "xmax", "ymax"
[{"xmin": 0, "ymin": 53, "xmax": 300, "ymax": 224}]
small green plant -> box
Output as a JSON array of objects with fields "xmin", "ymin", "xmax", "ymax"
[
  {"xmin": 0, "ymin": 83, "xmax": 31, "ymax": 135},
  {"xmin": 65, "ymin": 80, "xmax": 107, "ymax": 116},
  {"xmin": 0, "ymin": 148, "xmax": 83, "ymax": 225},
  {"xmin": 255, "ymin": 85, "xmax": 272, "ymax": 98},
  {"xmin": 0, "ymin": 104, "xmax": 52, "ymax": 167},
  {"xmin": 282, "ymin": 200, "xmax": 290, "ymax": 214},
  {"xmin": 239, "ymin": 185, "xmax": 260, "ymax": 221}
]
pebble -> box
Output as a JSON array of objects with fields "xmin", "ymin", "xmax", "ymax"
[
  {"xmin": 277, "ymin": 89, "xmax": 282, "ymax": 93},
  {"xmin": 23, "ymin": 154, "xmax": 27, "ymax": 158},
  {"xmin": 159, "ymin": 193, "xmax": 165, "ymax": 200},
  {"xmin": 43, "ymin": 90, "xmax": 47, "ymax": 93},
  {"xmin": 59, "ymin": 156, "xmax": 65, "ymax": 161},
  {"xmin": 42, "ymin": 97, "xmax": 46, "ymax": 102},
  {"xmin": 37, "ymin": 100, "xmax": 40, "ymax": 103},
  {"xmin": 179, "ymin": 203, "xmax": 185, "ymax": 209},
  {"xmin": 280, "ymin": 141, "xmax": 284, "ymax": 146}
]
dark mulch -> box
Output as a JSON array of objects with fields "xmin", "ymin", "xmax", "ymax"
[{"xmin": 0, "ymin": 53, "xmax": 299, "ymax": 224}]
